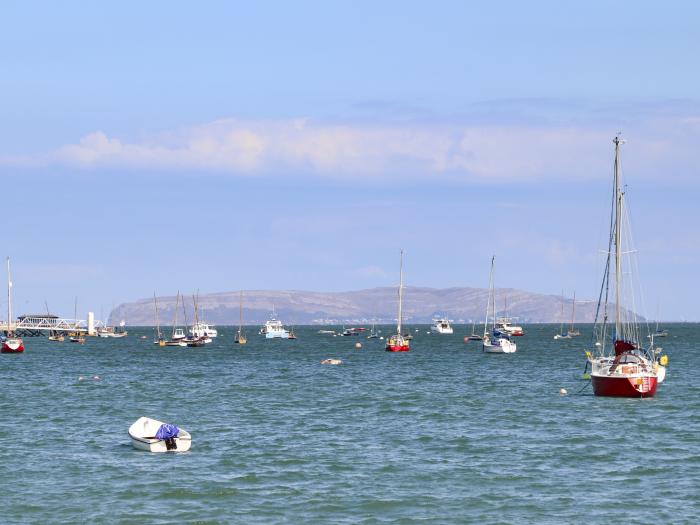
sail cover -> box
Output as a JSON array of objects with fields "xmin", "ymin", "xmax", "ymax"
[{"xmin": 155, "ymin": 423, "xmax": 180, "ymax": 440}]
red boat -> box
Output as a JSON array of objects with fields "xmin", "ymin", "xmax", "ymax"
[
  {"xmin": 385, "ymin": 334, "xmax": 409, "ymax": 352},
  {"xmin": 2, "ymin": 258, "xmax": 24, "ymax": 354},
  {"xmin": 585, "ymin": 137, "xmax": 666, "ymax": 398},
  {"xmin": 386, "ymin": 249, "xmax": 410, "ymax": 353},
  {"xmin": 1, "ymin": 337, "xmax": 24, "ymax": 353}
]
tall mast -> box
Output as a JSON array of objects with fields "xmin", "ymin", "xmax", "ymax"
[
  {"xmin": 171, "ymin": 292, "xmax": 180, "ymax": 338},
  {"xmin": 613, "ymin": 136, "xmax": 623, "ymax": 339},
  {"xmin": 397, "ymin": 249, "xmax": 404, "ymax": 335},
  {"xmin": 560, "ymin": 290, "xmax": 565, "ymax": 334},
  {"xmin": 239, "ymin": 291, "xmax": 243, "ymax": 331},
  {"xmin": 570, "ymin": 291, "xmax": 576, "ymax": 331},
  {"xmin": 6, "ymin": 257, "xmax": 12, "ymax": 335},
  {"xmin": 153, "ymin": 292, "xmax": 161, "ymax": 339},
  {"xmin": 484, "ymin": 256, "xmax": 494, "ymax": 335}
]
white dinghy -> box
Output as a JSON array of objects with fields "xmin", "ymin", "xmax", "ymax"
[{"xmin": 128, "ymin": 416, "xmax": 192, "ymax": 453}]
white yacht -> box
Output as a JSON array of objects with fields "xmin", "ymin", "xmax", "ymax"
[
  {"xmin": 430, "ymin": 318, "xmax": 454, "ymax": 334},
  {"xmin": 189, "ymin": 322, "xmax": 218, "ymax": 339},
  {"xmin": 495, "ymin": 317, "xmax": 524, "ymax": 336},
  {"xmin": 259, "ymin": 317, "xmax": 290, "ymax": 339}
]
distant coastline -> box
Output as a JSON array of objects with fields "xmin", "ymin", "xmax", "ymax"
[{"xmin": 111, "ymin": 286, "xmax": 643, "ymax": 326}]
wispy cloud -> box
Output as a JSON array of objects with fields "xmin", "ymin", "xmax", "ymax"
[{"xmin": 4, "ymin": 101, "xmax": 700, "ymax": 182}]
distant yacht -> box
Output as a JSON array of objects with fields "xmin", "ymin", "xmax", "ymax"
[
  {"xmin": 386, "ymin": 249, "xmax": 410, "ymax": 352},
  {"xmin": 2, "ymin": 257, "xmax": 24, "ymax": 354},
  {"xmin": 553, "ymin": 291, "xmax": 572, "ymax": 340},
  {"xmin": 430, "ymin": 318, "xmax": 454, "ymax": 334},
  {"xmin": 482, "ymin": 256, "xmax": 516, "ymax": 354}
]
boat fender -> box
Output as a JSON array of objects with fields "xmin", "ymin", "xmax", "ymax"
[{"xmin": 659, "ymin": 355, "xmax": 668, "ymax": 366}]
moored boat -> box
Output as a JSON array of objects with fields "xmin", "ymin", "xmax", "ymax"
[
  {"xmin": 2, "ymin": 258, "xmax": 24, "ymax": 354},
  {"xmin": 234, "ymin": 291, "xmax": 247, "ymax": 344},
  {"xmin": 481, "ymin": 256, "xmax": 516, "ymax": 354},
  {"xmin": 430, "ymin": 318, "xmax": 454, "ymax": 334},
  {"xmin": 128, "ymin": 416, "xmax": 192, "ymax": 452},
  {"xmin": 386, "ymin": 249, "xmax": 409, "ymax": 352},
  {"xmin": 260, "ymin": 316, "xmax": 290, "ymax": 339},
  {"xmin": 586, "ymin": 136, "xmax": 666, "ymax": 397}
]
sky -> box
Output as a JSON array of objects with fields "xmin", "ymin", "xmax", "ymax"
[{"xmin": 1, "ymin": 0, "xmax": 699, "ymax": 321}]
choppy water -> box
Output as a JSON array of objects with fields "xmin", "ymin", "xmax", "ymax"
[{"xmin": 1, "ymin": 324, "xmax": 698, "ymax": 524}]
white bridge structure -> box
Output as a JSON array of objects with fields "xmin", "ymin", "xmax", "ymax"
[{"xmin": 1, "ymin": 313, "xmax": 104, "ymax": 337}]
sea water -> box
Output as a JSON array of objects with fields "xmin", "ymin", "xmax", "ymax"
[{"xmin": 1, "ymin": 324, "xmax": 697, "ymax": 524}]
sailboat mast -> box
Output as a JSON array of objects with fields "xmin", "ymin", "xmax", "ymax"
[
  {"xmin": 484, "ymin": 256, "xmax": 494, "ymax": 335},
  {"xmin": 239, "ymin": 291, "xmax": 243, "ymax": 331},
  {"xmin": 153, "ymin": 292, "xmax": 161, "ymax": 338},
  {"xmin": 397, "ymin": 249, "xmax": 404, "ymax": 335},
  {"xmin": 614, "ymin": 136, "xmax": 623, "ymax": 339},
  {"xmin": 571, "ymin": 291, "xmax": 576, "ymax": 331},
  {"xmin": 171, "ymin": 292, "xmax": 180, "ymax": 338},
  {"xmin": 7, "ymin": 257, "xmax": 12, "ymax": 335},
  {"xmin": 560, "ymin": 290, "xmax": 564, "ymax": 334}
]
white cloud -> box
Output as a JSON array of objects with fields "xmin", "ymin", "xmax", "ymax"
[{"xmin": 4, "ymin": 106, "xmax": 700, "ymax": 182}]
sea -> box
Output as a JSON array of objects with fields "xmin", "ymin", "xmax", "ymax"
[{"xmin": 1, "ymin": 324, "xmax": 697, "ymax": 524}]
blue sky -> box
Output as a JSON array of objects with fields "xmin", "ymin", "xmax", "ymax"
[{"xmin": 1, "ymin": 1, "xmax": 699, "ymax": 320}]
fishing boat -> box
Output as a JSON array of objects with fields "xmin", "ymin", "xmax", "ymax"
[
  {"xmin": 430, "ymin": 318, "xmax": 454, "ymax": 334},
  {"xmin": 153, "ymin": 292, "xmax": 166, "ymax": 346},
  {"xmin": 567, "ymin": 292, "xmax": 581, "ymax": 336},
  {"xmin": 586, "ymin": 136, "xmax": 667, "ymax": 397},
  {"xmin": 342, "ymin": 327, "xmax": 366, "ymax": 336},
  {"xmin": 386, "ymin": 250, "xmax": 409, "ymax": 352},
  {"xmin": 1, "ymin": 258, "xmax": 24, "ymax": 354},
  {"xmin": 128, "ymin": 416, "xmax": 192, "ymax": 453},
  {"xmin": 553, "ymin": 291, "xmax": 572, "ymax": 340},
  {"xmin": 234, "ymin": 291, "xmax": 247, "ymax": 344},
  {"xmin": 482, "ymin": 256, "xmax": 516, "ymax": 353}
]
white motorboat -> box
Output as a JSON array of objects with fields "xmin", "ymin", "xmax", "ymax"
[
  {"xmin": 430, "ymin": 318, "xmax": 454, "ymax": 334},
  {"xmin": 259, "ymin": 317, "xmax": 290, "ymax": 339},
  {"xmin": 482, "ymin": 332, "xmax": 517, "ymax": 353},
  {"xmin": 189, "ymin": 322, "xmax": 218, "ymax": 339},
  {"xmin": 128, "ymin": 416, "xmax": 191, "ymax": 452}
]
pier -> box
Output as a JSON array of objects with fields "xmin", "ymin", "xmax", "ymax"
[{"xmin": 0, "ymin": 313, "xmax": 102, "ymax": 337}]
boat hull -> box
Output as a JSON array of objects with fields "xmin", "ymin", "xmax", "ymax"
[
  {"xmin": 482, "ymin": 341, "xmax": 516, "ymax": 353},
  {"xmin": 591, "ymin": 374, "xmax": 658, "ymax": 397},
  {"xmin": 128, "ymin": 417, "xmax": 192, "ymax": 453},
  {"xmin": 1, "ymin": 338, "xmax": 24, "ymax": 353},
  {"xmin": 385, "ymin": 344, "xmax": 409, "ymax": 352}
]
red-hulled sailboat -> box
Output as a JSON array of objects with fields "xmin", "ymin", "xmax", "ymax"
[
  {"xmin": 386, "ymin": 249, "xmax": 409, "ymax": 352},
  {"xmin": 2, "ymin": 257, "xmax": 24, "ymax": 354},
  {"xmin": 586, "ymin": 136, "xmax": 666, "ymax": 397}
]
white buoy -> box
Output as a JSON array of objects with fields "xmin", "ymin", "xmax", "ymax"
[
  {"xmin": 321, "ymin": 359, "xmax": 342, "ymax": 365},
  {"xmin": 93, "ymin": 375, "xmax": 101, "ymax": 381},
  {"xmin": 380, "ymin": 336, "xmax": 384, "ymax": 340},
  {"xmin": 78, "ymin": 376, "xmax": 85, "ymax": 381},
  {"xmin": 559, "ymin": 388, "xmax": 568, "ymax": 396},
  {"xmin": 355, "ymin": 342, "xmax": 362, "ymax": 349}
]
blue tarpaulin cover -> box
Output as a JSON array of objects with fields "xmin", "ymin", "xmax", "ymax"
[{"xmin": 155, "ymin": 423, "xmax": 179, "ymax": 440}]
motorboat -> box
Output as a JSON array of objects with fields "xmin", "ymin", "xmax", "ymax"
[
  {"xmin": 128, "ymin": 416, "xmax": 191, "ymax": 453},
  {"xmin": 259, "ymin": 317, "xmax": 290, "ymax": 339},
  {"xmin": 189, "ymin": 322, "xmax": 218, "ymax": 339},
  {"xmin": 430, "ymin": 318, "xmax": 454, "ymax": 334},
  {"xmin": 585, "ymin": 136, "xmax": 666, "ymax": 397},
  {"xmin": 341, "ymin": 327, "xmax": 366, "ymax": 336},
  {"xmin": 495, "ymin": 317, "xmax": 524, "ymax": 336}
]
